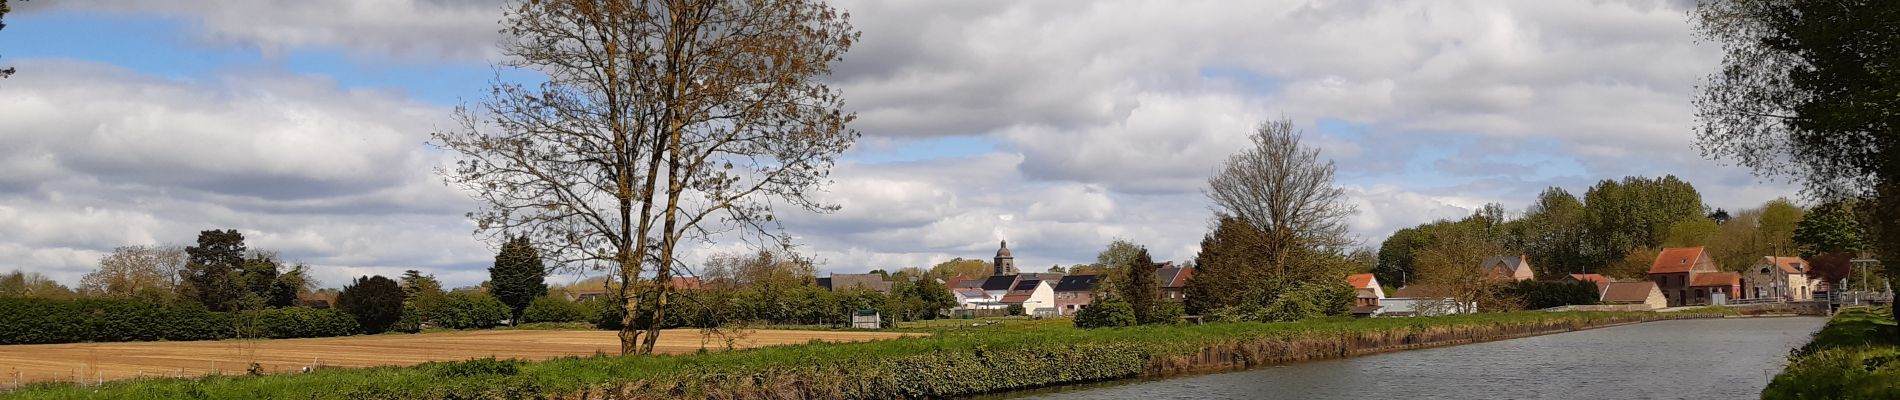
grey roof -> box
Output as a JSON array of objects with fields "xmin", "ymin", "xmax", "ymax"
[
  {"xmin": 980, "ymin": 275, "xmax": 1020, "ymax": 291},
  {"xmin": 1017, "ymin": 272, "xmax": 1065, "ymax": 281},
  {"xmin": 951, "ymin": 278, "xmax": 986, "ymax": 289},
  {"xmin": 1155, "ymin": 266, "xmax": 1190, "ymax": 288},
  {"xmin": 1482, "ymin": 256, "xmax": 1528, "ymax": 273},
  {"xmin": 1012, "ymin": 279, "xmax": 1043, "ymax": 291},
  {"xmin": 1053, "ymin": 275, "xmax": 1100, "ymax": 292}
]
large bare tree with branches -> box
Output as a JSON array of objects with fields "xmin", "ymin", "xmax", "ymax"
[
  {"xmin": 433, "ymin": 0, "xmax": 858, "ymax": 355},
  {"xmin": 1205, "ymin": 119, "xmax": 1358, "ymax": 278}
]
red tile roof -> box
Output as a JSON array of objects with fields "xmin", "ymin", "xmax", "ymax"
[
  {"xmin": 669, "ymin": 276, "xmax": 703, "ymax": 290},
  {"xmin": 1347, "ymin": 273, "xmax": 1377, "ymax": 289},
  {"xmin": 1689, "ymin": 272, "xmax": 1741, "ymax": 287},
  {"xmin": 1649, "ymin": 247, "xmax": 1709, "ymax": 274},
  {"xmin": 1566, "ymin": 273, "xmax": 1610, "ymax": 289}
]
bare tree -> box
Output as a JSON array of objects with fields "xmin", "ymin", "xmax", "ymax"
[
  {"xmin": 433, "ymin": 0, "xmax": 857, "ymax": 354},
  {"xmin": 80, "ymin": 245, "xmax": 186, "ymax": 298},
  {"xmin": 1413, "ymin": 223, "xmax": 1513, "ymax": 312},
  {"xmin": 1205, "ymin": 119, "xmax": 1358, "ymax": 277}
]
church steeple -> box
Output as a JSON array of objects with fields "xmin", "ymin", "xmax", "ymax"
[{"xmin": 993, "ymin": 240, "xmax": 1016, "ymax": 276}]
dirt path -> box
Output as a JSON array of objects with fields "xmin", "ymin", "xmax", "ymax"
[{"xmin": 0, "ymin": 329, "xmax": 916, "ymax": 385}]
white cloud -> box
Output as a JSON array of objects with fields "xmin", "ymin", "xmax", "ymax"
[{"xmin": 2, "ymin": 0, "xmax": 1810, "ymax": 287}]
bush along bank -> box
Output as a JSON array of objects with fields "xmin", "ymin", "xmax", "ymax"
[
  {"xmin": 1762, "ymin": 306, "xmax": 1898, "ymax": 399},
  {"xmin": 0, "ymin": 298, "xmax": 357, "ymax": 344},
  {"xmin": 2, "ymin": 311, "xmax": 1721, "ymax": 400}
]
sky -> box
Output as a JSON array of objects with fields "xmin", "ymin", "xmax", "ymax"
[{"xmin": 0, "ymin": 0, "xmax": 1800, "ymax": 289}]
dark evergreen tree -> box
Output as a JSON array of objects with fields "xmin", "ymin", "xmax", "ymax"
[
  {"xmin": 488, "ymin": 236, "xmax": 548, "ymax": 325},
  {"xmin": 336, "ymin": 275, "xmax": 403, "ymax": 334},
  {"xmin": 1118, "ymin": 248, "xmax": 1161, "ymax": 324},
  {"xmin": 1185, "ymin": 216, "xmax": 1267, "ymax": 315},
  {"xmin": 181, "ymin": 229, "xmax": 247, "ymax": 312}
]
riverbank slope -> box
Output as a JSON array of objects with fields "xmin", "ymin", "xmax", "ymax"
[
  {"xmin": 4, "ymin": 311, "xmax": 1720, "ymax": 399},
  {"xmin": 1763, "ymin": 306, "xmax": 1898, "ymax": 398}
]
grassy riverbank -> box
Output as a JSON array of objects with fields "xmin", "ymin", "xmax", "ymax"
[
  {"xmin": 5, "ymin": 311, "xmax": 1708, "ymax": 399},
  {"xmin": 1762, "ymin": 306, "xmax": 1899, "ymax": 399}
]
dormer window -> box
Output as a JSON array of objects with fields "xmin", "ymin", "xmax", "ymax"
[{"xmin": 1680, "ymin": 259, "xmax": 1688, "ymax": 264}]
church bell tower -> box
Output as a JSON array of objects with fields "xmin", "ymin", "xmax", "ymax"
[{"xmin": 993, "ymin": 240, "xmax": 1017, "ymax": 276}]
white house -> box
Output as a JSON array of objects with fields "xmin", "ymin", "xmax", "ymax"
[
  {"xmin": 954, "ymin": 288, "xmax": 1005, "ymax": 310},
  {"xmin": 1000, "ymin": 279, "xmax": 1056, "ymax": 315}
]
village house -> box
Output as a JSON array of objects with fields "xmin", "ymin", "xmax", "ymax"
[
  {"xmin": 1052, "ymin": 274, "xmax": 1100, "ymax": 316},
  {"xmin": 1347, "ymin": 273, "xmax": 1384, "ymax": 306},
  {"xmin": 1346, "ymin": 273, "xmax": 1385, "ymax": 317},
  {"xmin": 1482, "ymin": 255, "xmax": 1536, "ymax": 281},
  {"xmin": 1000, "ymin": 279, "xmax": 1057, "ymax": 316},
  {"xmin": 1648, "ymin": 247, "xmax": 1722, "ymax": 306},
  {"xmin": 1742, "ymin": 256, "xmax": 1819, "ymax": 301},
  {"xmin": 1600, "ymin": 281, "xmax": 1667, "ymax": 309},
  {"xmin": 1156, "ymin": 263, "xmax": 1194, "ymax": 301}
]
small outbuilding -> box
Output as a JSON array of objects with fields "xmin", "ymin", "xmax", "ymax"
[{"xmin": 1600, "ymin": 281, "xmax": 1666, "ymax": 310}]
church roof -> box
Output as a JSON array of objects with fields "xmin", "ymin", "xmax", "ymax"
[{"xmin": 995, "ymin": 240, "xmax": 1013, "ymax": 258}]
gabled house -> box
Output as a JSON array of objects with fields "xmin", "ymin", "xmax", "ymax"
[
  {"xmin": 979, "ymin": 275, "xmax": 1019, "ymax": 300},
  {"xmin": 1600, "ymin": 281, "xmax": 1666, "ymax": 309},
  {"xmin": 1346, "ymin": 273, "xmax": 1384, "ymax": 307},
  {"xmin": 1648, "ymin": 247, "xmax": 1721, "ymax": 306},
  {"xmin": 999, "ymin": 279, "xmax": 1056, "ymax": 315},
  {"xmin": 1481, "ymin": 255, "xmax": 1536, "ymax": 281},
  {"xmin": 1155, "ymin": 263, "xmax": 1194, "ymax": 301},
  {"xmin": 1742, "ymin": 256, "xmax": 1818, "ymax": 301},
  {"xmin": 1052, "ymin": 274, "xmax": 1100, "ymax": 316}
]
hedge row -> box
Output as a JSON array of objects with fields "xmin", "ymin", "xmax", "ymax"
[{"xmin": 0, "ymin": 298, "xmax": 356, "ymax": 344}]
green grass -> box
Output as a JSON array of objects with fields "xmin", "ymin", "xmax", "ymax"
[
  {"xmin": 1763, "ymin": 307, "xmax": 1900, "ymax": 399},
  {"xmin": 2, "ymin": 311, "xmax": 1694, "ymax": 399}
]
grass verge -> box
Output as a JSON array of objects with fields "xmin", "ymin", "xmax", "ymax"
[
  {"xmin": 1762, "ymin": 306, "xmax": 1899, "ymax": 399},
  {"xmin": 4, "ymin": 311, "xmax": 1711, "ymax": 400}
]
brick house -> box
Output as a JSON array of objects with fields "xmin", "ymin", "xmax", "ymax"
[
  {"xmin": 1155, "ymin": 263, "xmax": 1194, "ymax": 302},
  {"xmin": 1648, "ymin": 247, "xmax": 1721, "ymax": 306},
  {"xmin": 1052, "ymin": 275, "xmax": 1100, "ymax": 316},
  {"xmin": 1742, "ymin": 256, "xmax": 1818, "ymax": 301}
]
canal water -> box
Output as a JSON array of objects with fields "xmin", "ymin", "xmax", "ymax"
[{"xmin": 1009, "ymin": 317, "xmax": 1825, "ymax": 400}]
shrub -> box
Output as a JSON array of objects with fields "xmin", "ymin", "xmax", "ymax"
[
  {"xmin": 246, "ymin": 307, "xmax": 359, "ymax": 339},
  {"xmin": 1073, "ymin": 302, "xmax": 1136, "ymax": 328},
  {"xmin": 413, "ymin": 292, "xmax": 510, "ymax": 330},
  {"xmin": 1146, "ymin": 302, "xmax": 1184, "ymax": 324},
  {"xmin": 337, "ymin": 276, "xmax": 405, "ymax": 333},
  {"xmin": 1006, "ymin": 304, "xmax": 1025, "ymax": 316},
  {"xmin": 591, "ymin": 296, "xmax": 625, "ymax": 330},
  {"xmin": 520, "ymin": 296, "xmax": 590, "ymax": 324}
]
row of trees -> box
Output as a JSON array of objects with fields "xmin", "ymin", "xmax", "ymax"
[{"xmin": 0, "ymin": 230, "xmax": 319, "ymax": 313}]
